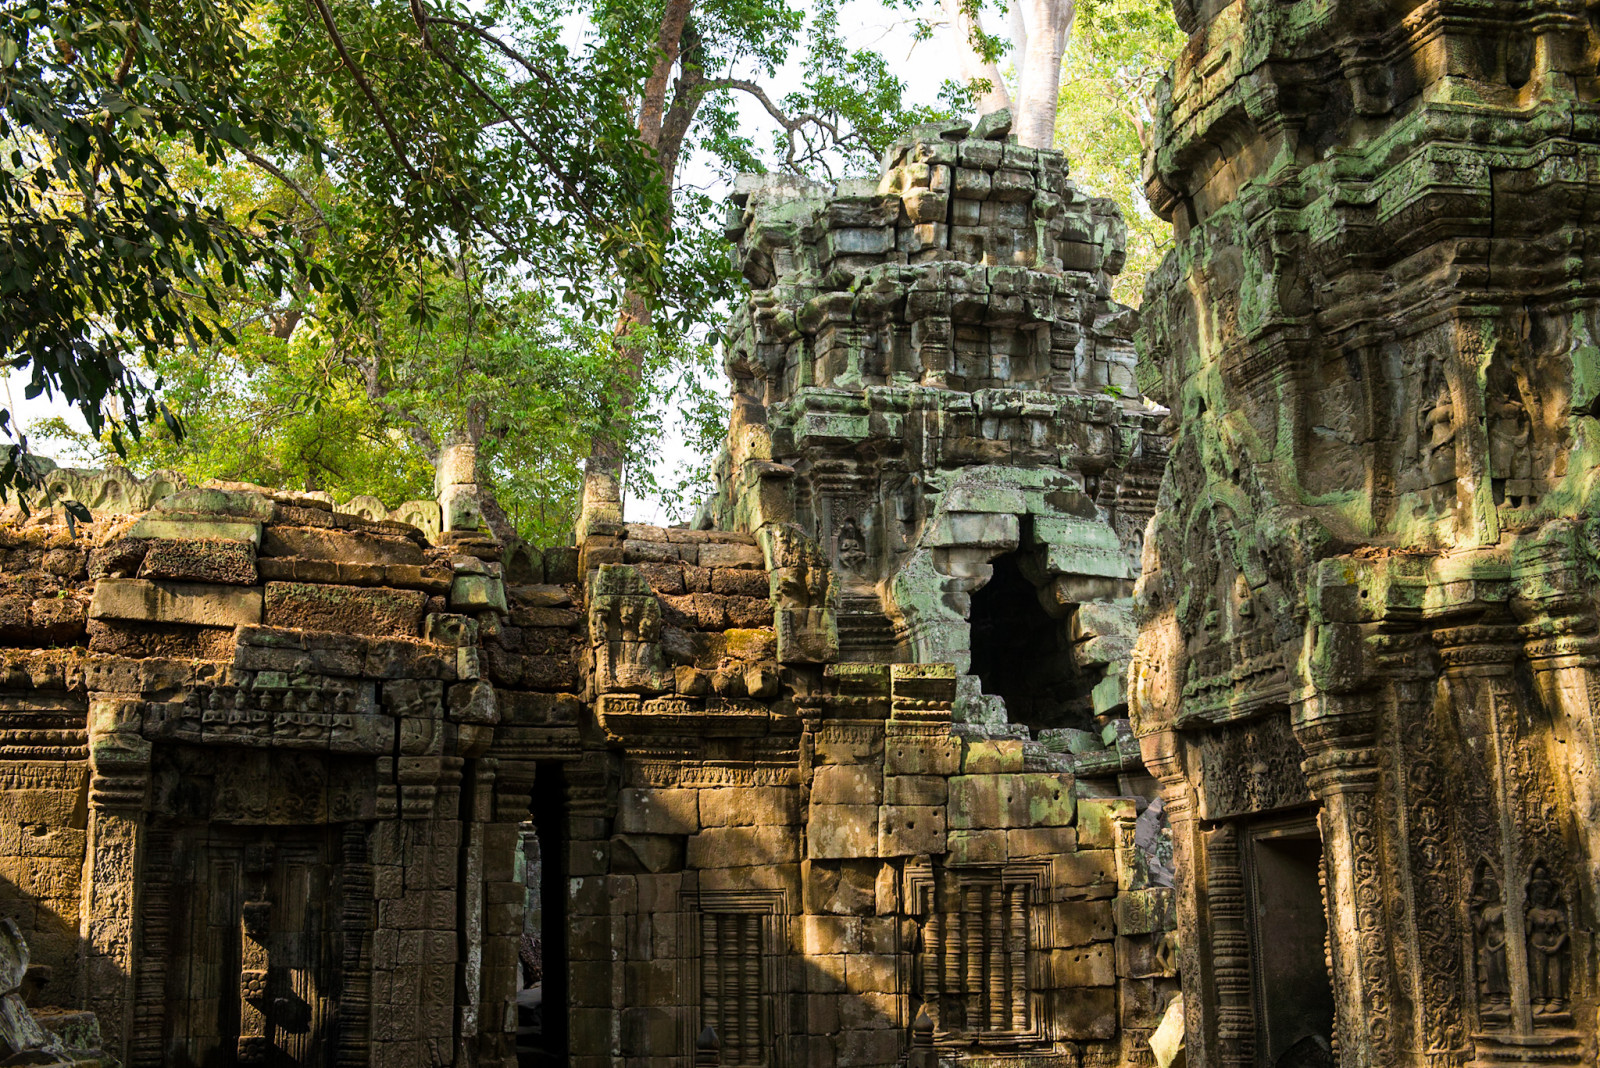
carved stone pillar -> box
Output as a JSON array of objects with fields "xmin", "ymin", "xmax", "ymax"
[
  {"xmin": 80, "ymin": 697, "xmax": 152, "ymax": 1055},
  {"xmin": 1296, "ymin": 692, "xmax": 1395, "ymax": 1068}
]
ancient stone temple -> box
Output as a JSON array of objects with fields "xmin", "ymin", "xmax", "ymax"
[
  {"xmin": 1132, "ymin": 1, "xmax": 1600, "ymax": 1066},
  {"xmin": 0, "ymin": 122, "xmax": 1176, "ymax": 1068}
]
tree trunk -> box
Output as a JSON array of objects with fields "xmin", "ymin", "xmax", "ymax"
[
  {"xmin": 587, "ymin": 4, "xmax": 701, "ymax": 480},
  {"xmin": 1012, "ymin": 0, "xmax": 1075, "ymax": 149},
  {"xmin": 944, "ymin": 0, "xmax": 1013, "ymax": 117}
]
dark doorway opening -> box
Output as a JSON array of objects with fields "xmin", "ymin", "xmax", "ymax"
[
  {"xmin": 968, "ymin": 548, "xmax": 1089, "ymax": 732},
  {"xmin": 518, "ymin": 763, "xmax": 568, "ymax": 1068},
  {"xmin": 1245, "ymin": 820, "xmax": 1336, "ymax": 1068}
]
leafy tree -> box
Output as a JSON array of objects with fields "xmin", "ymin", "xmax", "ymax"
[
  {"xmin": 569, "ymin": 0, "xmax": 959, "ymax": 494},
  {"xmin": 0, "ymin": 0, "xmax": 316, "ymax": 506},
  {"xmin": 1054, "ymin": 0, "xmax": 1181, "ymax": 305},
  {"xmin": 20, "ymin": 0, "xmax": 707, "ymax": 537}
]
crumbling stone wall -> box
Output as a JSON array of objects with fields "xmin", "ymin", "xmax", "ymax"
[
  {"xmin": 712, "ymin": 116, "xmax": 1167, "ymax": 749},
  {"xmin": 0, "ymin": 126, "xmax": 1179, "ymax": 1068},
  {"xmin": 0, "ymin": 484, "xmax": 572, "ymax": 1066},
  {"xmin": 1132, "ymin": 1, "xmax": 1600, "ymax": 1065}
]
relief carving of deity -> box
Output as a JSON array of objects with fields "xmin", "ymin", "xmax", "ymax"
[
  {"xmin": 835, "ymin": 517, "xmax": 868, "ymax": 573},
  {"xmin": 1524, "ymin": 862, "xmax": 1569, "ymax": 1016},
  {"xmin": 1470, "ymin": 864, "xmax": 1510, "ymax": 1013},
  {"xmin": 1421, "ymin": 376, "xmax": 1458, "ymax": 489}
]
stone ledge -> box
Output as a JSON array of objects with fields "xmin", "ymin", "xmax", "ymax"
[{"xmin": 88, "ymin": 577, "xmax": 263, "ymax": 627}]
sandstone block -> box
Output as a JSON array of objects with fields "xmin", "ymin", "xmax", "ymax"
[
  {"xmin": 261, "ymin": 525, "xmax": 422, "ymax": 565},
  {"xmin": 844, "ymin": 952, "xmax": 896, "ymax": 995},
  {"xmin": 1050, "ymin": 900, "xmax": 1115, "ymax": 946},
  {"xmin": 1052, "ymin": 850, "xmax": 1117, "ymax": 898},
  {"xmin": 800, "ymin": 914, "xmax": 862, "ymax": 955},
  {"xmin": 803, "ymin": 859, "xmax": 878, "ymax": 915},
  {"xmin": 697, "ymin": 542, "xmax": 763, "ymax": 569},
  {"xmin": 884, "ymin": 736, "xmax": 959, "ymax": 776},
  {"xmin": 710, "ymin": 567, "xmax": 768, "ymax": 596},
  {"xmin": 1118, "ymin": 930, "xmax": 1181, "ymax": 980},
  {"xmin": 698, "ymin": 786, "xmax": 800, "ymax": 827},
  {"xmin": 90, "ymin": 577, "xmax": 262, "ymax": 627},
  {"xmin": 723, "ymin": 627, "xmax": 777, "ymax": 660},
  {"xmin": 836, "ymin": 1029, "xmax": 899, "ymax": 1068},
  {"xmin": 1008, "ymin": 825, "xmax": 1076, "ymax": 857},
  {"xmin": 610, "ymin": 834, "xmax": 684, "ymax": 874},
  {"xmin": 1076, "ymin": 797, "xmax": 1135, "ymax": 849},
  {"xmin": 877, "ymin": 804, "xmax": 945, "ymax": 856},
  {"xmin": 128, "ymin": 516, "xmax": 262, "ymax": 544},
  {"xmin": 946, "ymin": 829, "xmax": 1006, "ymax": 866},
  {"xmin": 839, "ymin": 990, "xmax": 897, "ymax": 1031},
  {"xmin": 883, "ymin": 774, "xmax": 947, "ymax": 806},
  {"xmin": 1049, "ymin": 943, "xmax": 1115, "ymax": 987},
  {"xmin": 615, "ymin": 788, "xmax": 699, "ymax": 835},
  {"xmin": 948, "ymin": 773, "xmax": 1073, "ymax": 829},
  {"xmin": 450, "ymin": 574, "xmax": 508, "ymax": 613},
  {"xmin": 446, "ymin": 679, "xmax": 497, "ymax": 724},
  {"xmin": 686, "ymin": 825, "xmax": 800, "ymax": 867},
  {"xmin": 263, "ymin": 581, "xmax": 425, "ymax": 637},
  {"xmin": 961, "ymin": 738, "xmax": 1024, "ymax": 773},
  {"xmin": 1115, "ymin": 886, "xmax": 1176, "ymax": 935},
  {"xmin": 807, "ymin": 804, "xmax": 878, "ymax": 859},
  {"xmin": 136, "ymin": 537, "xmax": 258, "ymax": 585},
  {"xmin": 1051, "ymin": 985, "xmax": 1116, "ymax": 1039},
  {"xmin": 156, "ymin": 486, "xmax": 276, "ymax": 520},
  {"xmin": 811, "ymin": 764, "xmax": 883, "ymax": 805}
]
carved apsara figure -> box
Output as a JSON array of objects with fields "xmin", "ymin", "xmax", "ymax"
[
  {"xmin": 1487, "ymin": 387, "xmax": 1534, "ymax": 506},
  {"xmin": 1525, "ymin": 863, "xmax": 1569, "ymax": 1014},
  {"xmin": 1470, "ymin": 865, "xmax": 1510, "ymax": 1009},
  {"xmin": 1421, "ymin": 378, "xmax": 1458, "ymax": 488}
]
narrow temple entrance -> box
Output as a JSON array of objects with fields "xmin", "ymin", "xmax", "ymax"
[
  {"xmin": 145, "ymin": 824, "xmax": 341, "ymax": 1068},
  {"xmin": 518, "ymin": 763, "xmax": 568, "ymax": 1068},
  {"xmin": 1245, "ymin": 820, "xmax": 1336, "ymax": 1068},
  {"xmin": 968, "ymin": 548, "xmax": 1088, "ymax": 732}
]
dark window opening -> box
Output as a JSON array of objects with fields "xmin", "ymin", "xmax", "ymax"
[
  {"xmin": 518, "ymin": 763, "xmax": 567, "ymax": 1068},
  {"xmin": 968, "ymin": 549, "xmax": 1092, "ymax": 733},
  {"xmin": 1246, "ymin": 821, "xmax": 1336, "ymax": 1068}
]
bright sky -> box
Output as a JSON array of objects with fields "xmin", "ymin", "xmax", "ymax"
[{"xmin": 14, "ymin": 2, "xmax": 973, "ymax": 526}]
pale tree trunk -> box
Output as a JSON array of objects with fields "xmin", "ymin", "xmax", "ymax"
[
  {"xmin": 588, "ymin": 0, "xmax": 694, "ymax": 479},
  {"xmin": 1011, "ymin": 0, "xmax": 1074, "ymax": 149},
  {"xmin": 943, "ymin": 0, "xmax": 1013, "ymax": 117}
]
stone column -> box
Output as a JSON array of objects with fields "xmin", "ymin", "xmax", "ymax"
[
  {"xmin": 1138, "ymin": 726, "xmax": 1216, "ymax": 1068},
  {"xmin": 1295, "ymin": 692, "xmax": 1395, "ymax": 1068},
  {"xmin": 79, "ymin": 696, "xmax": 152, "ymax": 1056}
]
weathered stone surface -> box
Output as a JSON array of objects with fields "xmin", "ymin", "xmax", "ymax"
[
  {"xmin": 89, "ymin": 577, "xmax": 262, "ymax": 626},
  {"xmin": 137, "ymin": 537, "xmax": 257, "ymax": 585},
  {"xmin": 807, "ymin": 804, "xmax": 878, "ymax": 859},
  {"xmin": 126, "ymin": 516, "xmax": 261, "ymax": 544},
  {"xmin": 1129, "ymin": 1, "xmax": 1600, "ymax": 1063},
  {"xmin": 263, "ymin": 581, "xmax": 424, "ymax": 636},
  {"xmin": 261, "ymin": 525, "xmax": 423, "ymax": 565}
]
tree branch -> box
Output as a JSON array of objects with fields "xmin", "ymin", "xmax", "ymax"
[
  {"xmin": 237, "ymin": 147, "xmax": 330, "ymax": 231},
  {"xmin": 406, "ymin": 0, "xmax": 617, "ymax": 239},
  {"xmin": 699, "ymin": 78, "xmax": 844, "ymax": 174},
  {"xmin": 306, "ymin": 0, "xmax": 427, "ymax": 189}
]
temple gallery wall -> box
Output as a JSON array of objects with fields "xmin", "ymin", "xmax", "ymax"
[{"xmin": 0, "ymin": 1, "xmax": 1598, "ymax": 1066}]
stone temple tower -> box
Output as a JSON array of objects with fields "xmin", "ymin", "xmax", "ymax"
[{"xmin": 710, "ymin": 114, "xmax": 1168, "ymax": 746}]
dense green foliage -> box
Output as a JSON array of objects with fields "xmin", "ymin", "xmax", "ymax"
[
  {"xmin": 10, "ymin": 0, "xmax": 1178, "ymax": 538},
  {"xmin": 0, "ymin": 0, "xmax": 315, "ymax": 504},
  {"xmin": 1055, "ymin": 0, "xmax": 1183, "ymax": 306},
  {"xmin": 22, "ymin": 0, "xmax": 958, "ymax": 537}
]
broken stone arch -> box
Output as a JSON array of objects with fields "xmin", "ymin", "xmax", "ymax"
[{"xmin": 887, "ymin": 466, "xmax": 1136, "ymax": 731}]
